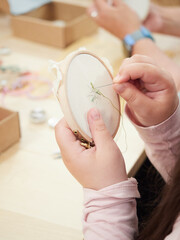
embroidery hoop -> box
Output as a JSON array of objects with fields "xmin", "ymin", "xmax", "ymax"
[{"xmin": 51, "ymin": 50, "xmax": 120, "ymax": 148}]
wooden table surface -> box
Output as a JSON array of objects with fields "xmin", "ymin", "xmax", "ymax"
[{"xmin": 0, "ymin": 4, "xmax": 180, "ymax": 239}]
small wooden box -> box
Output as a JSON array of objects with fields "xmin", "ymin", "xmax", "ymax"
[
  {"xmin": 10, "ymin": 1, "xmax": 97, "ymax": 48},
  {"xmin": 0, "ymin": 107, "xmax": 21, "ymax": 153}
]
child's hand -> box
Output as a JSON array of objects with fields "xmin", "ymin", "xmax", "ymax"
[
  {"xmin": 113, "ymin": 55, "xmax": 179, "ymax": 127},
  {"xmin": 55, "ymin": 109, "xmax": 127, "ymax": 190},
  {"xmin": 87, "ymin": 0, "xmax": 140, "ymax": 39}
]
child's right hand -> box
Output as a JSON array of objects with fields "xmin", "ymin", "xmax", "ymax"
[{"xmin": 113, "ymin": 55, "xmax": 179, "ymax": 127}]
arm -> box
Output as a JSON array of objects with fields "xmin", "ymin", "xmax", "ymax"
[
  {"xmin": 55, "ymin": 110, "xmax": 140, "ymax": 240},
  {"xmin": 132, "ymin": 102, "xmax": 180, "ymax": 182},
  {"xmin": 55, "ymin": 55, "xmax": 179, "ymax": 239},
  {"xmin": 113, "ymin": 55, "xmax": 179, "ymax": 181},
  {"xmin": 83, "ymin": 179, "xmax": 140, "ymax": 240},
  {"xmin": 143, "ymin": 4, "xmax": 180, "ymax": 37},
  {"xmin": 88, "ymin": 1, "xmax": 180, "ymax": 92}
]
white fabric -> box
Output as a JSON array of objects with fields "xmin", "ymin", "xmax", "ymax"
[{"xmin": 66, "ymin": 53, "xmax": 120, "ymax": 139}]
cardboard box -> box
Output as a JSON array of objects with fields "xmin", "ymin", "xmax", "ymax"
[
  {"xmin": 11, "ymin": 1, "xmax": 97, "ymax": 48},
  {"xmin": 0, "ymin": 107, "xmax": 21, "ymax": 153},
  {"xmin": 0, "ymin": 0, "xmax": 10, "ymax": 14}
]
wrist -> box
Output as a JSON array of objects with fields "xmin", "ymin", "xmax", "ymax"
[
  {"xmin": 131, "ymin": 102, "xmax": 180, "ymax": 144},
  {"xmin": 132, "ymin": 37, "xmax": 155, "ymax": 55},
  {"xmin": 84, "ymin": 178, "xmax": 139, "ymax": 197},
  {"xmin": 123, "ymin": 26, "xmax": 154, "ymax": 56},
  {"xmin": 125, "ymin": 97, "xmax": 179, "ymax": 128},
  {"xmin": 120, "ymin": 26, "xmax": 141, "ymax": 40},
  {"xmin": 91, "ymin": 176, "xmax": 128, "ymax": 191},
  {"xmin": 157, "ymin": 7, "xmax": 180, "ymax": 36}
]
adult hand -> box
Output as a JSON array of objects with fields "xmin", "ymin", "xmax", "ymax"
[
  {"xmin": 143, "ymin": 4, "xmax": 180, "ymax": 37},
  {"xmin": 113, "ymin": 55, "xmax": 179, "ymax": 127},
  {"xmin": 87, "ymin": 0, "xmax": 140, "ymax": 39},
  {"xmin": 55, "ymin": 108, "xmax": 127, "ymax": 190},
  {"xmin": 143, "ymin": 3, "xmax": 164, "ymax": 33}
]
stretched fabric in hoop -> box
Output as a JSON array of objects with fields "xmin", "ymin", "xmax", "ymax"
[{"xmin": 50, "ymin": 50, "xmax": 120, "ymax": 144}]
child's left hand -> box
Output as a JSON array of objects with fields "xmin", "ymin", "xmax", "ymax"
[{"xmin": 55, "ymin": 108, "xmax": 127, "ymax": 190}]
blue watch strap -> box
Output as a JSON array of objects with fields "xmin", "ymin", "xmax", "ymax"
[{"xmin": 123, "ymin": 26, "xmax": 154, "ymax": 54}]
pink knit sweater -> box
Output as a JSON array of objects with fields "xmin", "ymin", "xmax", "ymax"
[{"xmin": 83, "ymin": 103, "xmax": 180, "ymax": 240}]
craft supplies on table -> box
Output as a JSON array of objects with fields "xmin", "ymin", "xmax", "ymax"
[
  {"xmin": 0, "ymin": 63, "xmax": 53, "ymax": 106},
  {"xmin": 10, "ymin": 1, "xmax": 97, "ymax": 48},
  {"xmin": 30, "ymin": 108, "xmax": 47, "ymax": 124},
  {"xmin": 0, "ymin": 47, "xmax": 11, "ymax": 55}
]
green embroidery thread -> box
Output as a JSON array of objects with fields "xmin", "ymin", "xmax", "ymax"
[{"xmin": 90, "ymin": 82, "xmax": 120, "ymax": 114}]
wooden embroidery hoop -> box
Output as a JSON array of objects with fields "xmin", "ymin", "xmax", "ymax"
[{"xmin": 51, "ymin": 50, "xmax": 120, "ymax": 148}]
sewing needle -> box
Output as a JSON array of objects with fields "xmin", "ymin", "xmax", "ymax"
[{"xmin": 95, "ymin": 82, "xmax": 116, "ymax": 89}]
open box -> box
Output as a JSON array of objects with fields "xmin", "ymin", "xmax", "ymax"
[
  {"xmin": 10, "ymin": 1, "xmax": 97, "ymax": 48},
  {"xmin": 0, "ymin": 107, "xmax": 21, "ymax": 153}
]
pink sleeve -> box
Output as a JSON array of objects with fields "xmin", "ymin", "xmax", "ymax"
[
  {"xmin": 83, "ymin": 178, "xmax": 140, "ymax": 240},
  {"xmin": 82, "ymin": 104, "xmax": 180, "ymax": 240},
  {"xmin": 130, "ymin": 103, "xmax": 180, "ymax": 182}
]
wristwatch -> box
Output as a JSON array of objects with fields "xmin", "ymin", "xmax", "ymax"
[{"xmin": 123, "ymin": 26, "xmax": 154, "ymax": 55}]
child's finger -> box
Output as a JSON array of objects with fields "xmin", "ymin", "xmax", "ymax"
[
  {"xmin": 119, "ymin": 54, "xmax": 156, "ymax": 70},
  {"xmin": 87, "ymin": 108, "xmax": 113, "ymax": 150},
  {"xmin": 114, "ymin": 81, "xmax": 152, "ymax": 115},
  {"xmin": 114, "ymin": 62, "xmax": 171, "ymax": 92}
]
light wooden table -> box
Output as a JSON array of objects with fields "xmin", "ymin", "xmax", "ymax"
[{"xmin": 0, "ymin": 7, "xmax": 180, "ymax": 239}]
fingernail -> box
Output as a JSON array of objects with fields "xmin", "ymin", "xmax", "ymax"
[
  {"xmin": 114, "ymin": 83, "xmax": 126, "ymax": 93},
  {"xmin": 90, "ymin": 108, "xmax": 100, "ymax": 120},
  {"xmin": 114, "ymin": 75, "xmax": 125, "ymax": 83}
]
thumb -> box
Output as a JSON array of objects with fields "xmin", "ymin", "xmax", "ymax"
[
  {"xmin": 114, "ymin": 82, "xmax": 151, "ymax": 114},
  {"xmin": 87, "ymin": 108, "xmax": 112, "ymax": 149}
]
